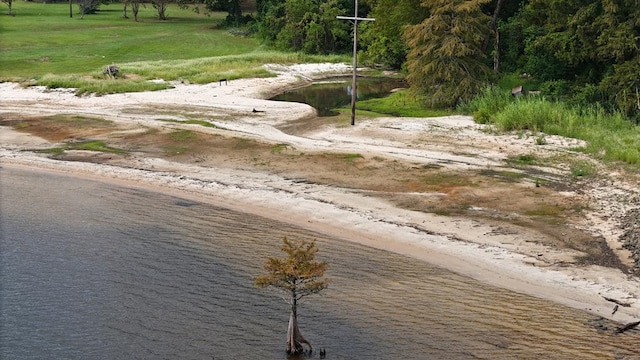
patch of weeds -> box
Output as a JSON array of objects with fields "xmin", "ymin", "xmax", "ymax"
[
  {"xmin": 480, "ymin": 169, "xmax": 525, "ymax": 183},
  {"xmin": 535, "ymin": 135, "xmax": 547, "ymax": 145},
  {"xmin": 69, "ymin": 140, "xmax": 126, "ymax": 154},
  {"xmin": 158, "ymin": 118, "xmax": 219, "ymax": 128},
  {"xmin": 14, "ymin": 122, "xmax": 31, "ymax": 129},
  {"xmin": 184, "ymin": 119, "xmax": 217, "ymax": 128},
  {"xmin": 532, "ymin": 177, "xmax": 549, "ymax": 187},
  {"xmin": 169, "ymin": 130, "xmax": 196, "ymax": 142},
  {"xmin": 525, "ymin": 205, "xmax": 565, "ymax": 217},
  {"xmin": 342, "ymin": 153, "xmax": 363, "ymax": 161},
  {"xmin": 508, "ymin": 154, "xmax": 537, "ymax": 165},
  {"xmin": 34, "ymin": 147, "xmax": 65, "ymax": 155},
  {"xmin": 570, "ymin": 161, "xmax": 596, "ymax": 177},
  {"xmin": 419, "ymin": 172, "xmax": 475, "ymax": 187},
  {"xmin": 35, "ymin": 140, "xmax": 126, "ymax": 155},
  {"xmin": 568, "ymin": 146, "xmax": 588, "ymax": 153},
  {"xmin": 271, "ymin": 143, "xmax": 292, "ymax": 154}
]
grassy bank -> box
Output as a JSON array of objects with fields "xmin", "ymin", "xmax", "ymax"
[
  {"xmin": 0, "ymin": 2, "xmax": 348, "ymax": 93},
  {"xmin": 460, "ymin": 87, "xmax": 640, "ymax": 166},
  {"xmin": 356, "ymin": 90, "xmax": 453, "ymax": 118}
]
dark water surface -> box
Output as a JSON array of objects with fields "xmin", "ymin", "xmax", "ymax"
[
  {"xmin": 1, "ymin": 166, "xmax": 638, "ymax": 359},
  {"xmin": 271, "ymin": 77, "xmax": 405, "ymax": 116}
]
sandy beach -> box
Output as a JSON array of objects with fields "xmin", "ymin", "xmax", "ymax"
[{"xmin": 1, "ymin": 63, "xmax": 639, "ymax": 325}]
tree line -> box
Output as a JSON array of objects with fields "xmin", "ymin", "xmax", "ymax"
[
  {"xmin": 7, "ymin": 0, "xmax": 638, "ymax": 121},
  {"xmin": 248, "ymin": 0, "xmax": 640, "ymax": 121}
]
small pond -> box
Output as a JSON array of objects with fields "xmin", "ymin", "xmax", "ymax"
[{"xmin": 271, "ymin": 76, "xmax": 406, "ymax": 116}]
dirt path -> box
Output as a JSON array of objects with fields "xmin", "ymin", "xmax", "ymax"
[{"xmin": 1, "ymin": 64, "xmax": 639, "ymax": 323}]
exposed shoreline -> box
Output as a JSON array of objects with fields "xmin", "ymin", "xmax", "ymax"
[{"xmin": 1, "ymin": 63, "xmax": 639, "ymax": 324}]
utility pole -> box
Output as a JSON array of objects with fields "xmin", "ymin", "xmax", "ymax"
[{"xmin": 337, "ymin": 0, "xmax": 374, "ymax": 126}]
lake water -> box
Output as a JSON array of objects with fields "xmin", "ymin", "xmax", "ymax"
[
  {"xmin": 1, "ymin": 166, "xmax": 638, "ymax": 359},
  {"xmin": 271, "ymin": 77, "xmax": 406, "ymax": 116}
]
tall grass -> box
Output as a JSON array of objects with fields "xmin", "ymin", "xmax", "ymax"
[{"xmin": 459, "ymin": 87, "xmax": 640, "ymax": 166}]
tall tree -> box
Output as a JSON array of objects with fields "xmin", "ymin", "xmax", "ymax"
[
  {"xmin": 131, "ymin": 0, "xmax": 141, "ymax": 22},
  {"xmin": 204, "ymin": 0, "xmax": 245, "ymax": 26},
  {"xmin": 78, "ymin": 0, "xmax": 103, "ymax": 17},
  {"xmin": 255, "ymin": 237, "xmax": 329, "ymax": 356},
  {"xmin": 274, "ymin": 0, "xmax": 350, "ymax": 54},
  {"xmin": 256, "ymin": 0, "xmax": 351, "ymax": 54},
  {"xmin": 151, "ymin": 0, "xmax": 169, "ymax": 20},
  {"xmin": 405, "ymin": 0, "xmax": 492, "ymax": 107},
  {"xmin": 256, "ymin": 0, "xmax": 287, "ymax": 42},
  {"xmin": 359, "ymin": 0, "xmax": 430, "ymax": 69}
]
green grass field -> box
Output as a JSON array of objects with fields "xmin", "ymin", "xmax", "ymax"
[
  {"xmin": 0, "ymin": 2, "xmax": 262, "ymax": 79},
  {"xmin": 0, "ymin": 2, "xmax": 347, "ymax": 93}
]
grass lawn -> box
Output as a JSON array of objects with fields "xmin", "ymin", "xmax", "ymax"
[{"xmin": 0, "ymin": 2, "xmax": 260, "ymax": 80}]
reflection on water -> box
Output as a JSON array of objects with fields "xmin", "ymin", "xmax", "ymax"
[
  {"xmin": 271, "ymin": 77, "xmax": 406, "ymax": 116},
  {"xmin": 1, "ymin": 167, "xmax": 638, "ymax": 359}
]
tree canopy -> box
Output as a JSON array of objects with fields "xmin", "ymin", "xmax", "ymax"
[
  {"xmin": 359, "ymin": 0, "xmax": 429, "ymax": 69},
  {"xmin": 405, "ymin": 0, "xmax": 493, "ymax": 107},
  {"xmin": 257, "ymin": 0, "xmax": 352, "ymax": 54}
]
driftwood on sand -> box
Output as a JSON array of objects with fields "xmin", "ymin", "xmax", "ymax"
[{"xmin": 615, "ymin": 320, "xmax": 640, "ymax": 334}]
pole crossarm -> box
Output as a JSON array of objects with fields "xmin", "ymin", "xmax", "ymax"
[
  {"xmin": 336, "ymin": 16, "xmax": 376, "ymax": 22},
  {"xmin": 337, "ymin": 0, "xmax": 375, "ymax": 126}
]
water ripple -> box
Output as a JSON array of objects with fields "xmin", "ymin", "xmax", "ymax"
[{"xmin": 2, "ymin": 167, "xmax": 639, "ymax": 359}]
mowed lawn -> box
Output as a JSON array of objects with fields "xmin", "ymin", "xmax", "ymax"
[{"xmin": 0, "ymin": 2, "xmax": 261, "ymax": 80}]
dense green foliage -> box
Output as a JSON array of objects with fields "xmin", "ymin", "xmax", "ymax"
[
  {"xmin": 405, "ymin": 0, "xmax": 492, "ymax": 107},
  {"xmin": 358, "ymin": 0, "xmax": 429, "ymax": 69},
  {"xmin": 365, "ymin": 0, "xmax": 638, "ymax": 119},
  {"xmin": 203, "ymin": 0, "xmax": 250, "ymax": 26},
  {"xmin": 256, "ymin": 0, "xmax": 352, "ymax": 54},
  {"xmin": 507, "ymin": 0, "xmax": 640, "ymax": 122}
]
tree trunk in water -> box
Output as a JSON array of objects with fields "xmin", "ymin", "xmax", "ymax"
[
  {"xmin": 286, "ymin": 311, "xmax": 312, "ymax": 355},
  {"xmin": 286, "ymin": 291, "xmax": 311, "ymax": 355}
]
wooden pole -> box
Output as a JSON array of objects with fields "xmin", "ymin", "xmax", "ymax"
[
  {"xmin": 349, "ymin": 0, "xmax": 359, "ymax": 126},
  {"xmin": 337, "ymin": 1, "xmax": 374, "ymax": 126}
]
